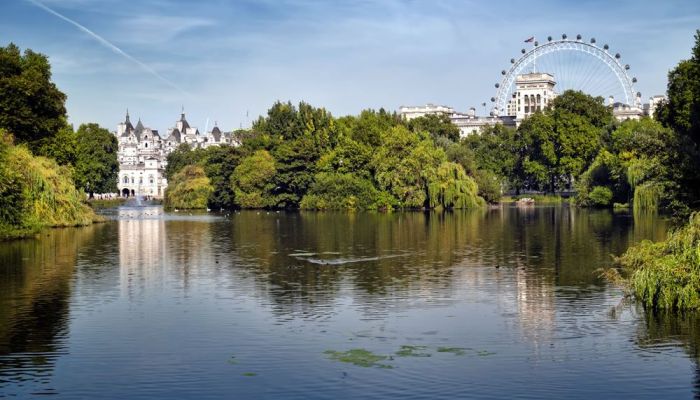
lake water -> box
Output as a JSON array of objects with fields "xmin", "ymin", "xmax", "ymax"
[{"xmin": 0, "ymin": 204, "xmax": 696, "ymax": 399}]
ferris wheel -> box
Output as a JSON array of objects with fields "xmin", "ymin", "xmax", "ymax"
[{"xmin": 491, "ymin": 34, "xmax": 639, "ymax": 116}]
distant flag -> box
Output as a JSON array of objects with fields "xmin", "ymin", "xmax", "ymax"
[{"xmin": 524, "ymin": 36, "xmax": 535, "ymax": 43}]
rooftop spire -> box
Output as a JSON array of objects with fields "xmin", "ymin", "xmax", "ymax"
[{"xmin": 125, "ymin": 108, "xmax": 130, "ymax": 123}]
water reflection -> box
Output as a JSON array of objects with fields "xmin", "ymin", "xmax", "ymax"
[
  {"xmin": 0, "ymin": 205, "xmax": 688, "ymax": 399},
  {"xmin": 0, "ymin": 224, "xmax": 106, "ymax": 393}
]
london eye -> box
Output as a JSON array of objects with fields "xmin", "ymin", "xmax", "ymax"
[{"xmin": 491, "ymin": 34, "xmax": 638, "ymax": 116}]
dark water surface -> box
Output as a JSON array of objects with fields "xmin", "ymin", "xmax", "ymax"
[{"xmin": 1, "ymin": 205, "xmax": 696, "ymax": 399}]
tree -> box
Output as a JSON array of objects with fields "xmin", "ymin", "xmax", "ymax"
[
  {"xmin": 73, "ymin": 123, "xmax": 119, "ymax": 197},
  {"xmin": 372, "ymin": 126, "xmax": 446, "ymax": 208},
  {"xmin": 165, "ymin": 143, "xmax": 206, "ymax": 180},
  {"xmin": 408, "ymin": 114, "xmax": 461, "ymax": 142},
  {"xmin": 0, "ymin": 43, "xmax": 67, "ymax": 152},
  {"xmin": 201, "ymin": 145, "xmax": 242, "ymax": 210},
  {"xmin": 164, "ymin": 165, "xmax": 213, "ymax": 210},
  {"xmin": 655, "ymin": 30, "xmax": 700, "ymax": 146},
  {"xmin": 231, "ymin": 150, "xmax": 277, "ymax": 208}
]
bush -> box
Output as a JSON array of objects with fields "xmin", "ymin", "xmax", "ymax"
[
  {"xmin": 617, "ymin": 212, "xmax": 700, "ymax": 310},
  {"xmin": 300, "ymin": 172, "xmax": 392, "ymax": 211},
  {"xmin": 0, "ymin": 130, "xmax": 97, "ymax": 239},
  {"xmin": 473, "ymin": 169, "xmax": 501, "ymax": 204},
  {"xmin": 588, "ymin": 186, "xmax": 613, "ymax": 207},
  {"xmin": 164, "ymin": 165, "xmax": 213, "ymax": 210}
]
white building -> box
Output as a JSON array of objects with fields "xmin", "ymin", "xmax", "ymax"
[
  {"xmin": 115, "ymin": 110, "xmax": 236, "ymax": 198},
  {"xmin": 506, "ymin": 73, "xmax": 557, "ymax": 121},
  {"xmin": 398, "ymin": 104, "xmax": 454, "ymax": 121}
]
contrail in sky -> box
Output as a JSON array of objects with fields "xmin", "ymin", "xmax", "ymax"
[{"xmin": 26, "ymin": 0, "xmax": 187, "ymax": 95}]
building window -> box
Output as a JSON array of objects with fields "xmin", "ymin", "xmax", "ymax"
[
  {"xmin": 145, "ymin": 143, "xmax": 148, "ymax": 148},
  {"xmin": 123, "ymin": 176, "xmax": 128, "ymax": 184}
]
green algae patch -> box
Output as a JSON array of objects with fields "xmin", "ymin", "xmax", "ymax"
[
  {"xmin": 477, "ymin": 350, "xmax": 496, "ymax": 357},
  {"xmin": 242, "ymin": 372, "xmax": 257, "ymax": 377},
  {"xmin": 436, "ymin": 347, "xmax": 468, "ymax": 356},
  {"xmin": 395, "ymin": 345, "xmax": 431, "ymax": 357},
  {"xmin": 324, "ymin": 349, "xmax": 393, "ymax": 369}
]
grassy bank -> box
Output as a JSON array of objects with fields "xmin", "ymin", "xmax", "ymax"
[
  {"xmin": 0, "ymin": 133, "xmax": 99, "ymax": 240},
  {"xmin": 614, "ymin": 212, "xmax": 700, "ymax": 310}
]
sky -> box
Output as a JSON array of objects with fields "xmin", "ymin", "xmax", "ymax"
[{"xmin": 1, "ymin": 0, "xmax": 699, "ymax": 133}]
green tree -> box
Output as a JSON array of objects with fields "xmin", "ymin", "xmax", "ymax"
[
  {"xmin": 372, "ymin": 126, "xmax": 446, "ymax": 208},
  {"xmin": 231, "ymin": 150, "xmax": 277, "ymax": 208},
  {"xmin": 655, "ymin": 29, "xmax": 700, "ymax": 146},
  {"xmin": 73, "ymin": 123, "xmax": 119, "ymax": 197},
  {"xmin": 408, "ymin": 114, "xmax": 461, "ymax": 142},
  {"xmin": 164, "ymin": 143, "xmax": 207, "ymax": 180},
  {"xmin": 0, "ymin": 43, "xmax": 67, "ymax": 152},
  {"xmin": 201, "ymin": 145, "xmax": 242, "ymax": 210},
  {"xmin": 164, "ymin": 165, "xmax": 213, "ymax": 210}
]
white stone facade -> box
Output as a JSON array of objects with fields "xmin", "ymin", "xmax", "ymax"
[
  {"xmin": 115, "ymin": 110, "xmax": 237, "ymax": 198},
  {"xmin": 507, "ymin": 73, "xmax": 557, "ymax": 121},
  {"xmin": 399, "ymin": 104, "xmax": 454, "ymax": 121}
]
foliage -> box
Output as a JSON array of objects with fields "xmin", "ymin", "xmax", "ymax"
[
  {"xmin": 0, "ymin": 43, "xmax": 67, "ymax": 153},
  {"xmin": 200, "ymin": 145, "xmax": 242, "ymax": 210},
  {"xmin": 300, "ymin": 172, "xmax": 391, "ymax": 211},
  {"xmin": 617, "ymin": 212, "xmax": 700, "ymax": 310},
  {"xmin": 427, "ymin": 162, "xmax": 484, "ymax": 209},
  {"xmin": 0, "ymin": 130, "xmax": 96, "ymax": 239},
  {"xmin": 164, "ymin": 143, "xmax": 207, "ymax": 181},
  {"xmin": 164, "ymin": 165, "xmax": 213, "ymax": 210},
  {"xmin": 231, "ymin": 150, "xmax": 276, "ymax": 209},
  {"xmin": 655, "ymin": 30, "xmax": 700, "ymax": 147},
  {"xmin": 472, "ymin": 169, "xmax": 501, "ymax": 204},
  {"xmin": 34, "ymin": 125, "xmax": 77, "ymax": 166},
  {"xmin": 407, "ymin": 114, "xmax": 460, "ymax": 142},
  {"xmin": 588, "ymin": 186, "xmax": 613, "ymax": 207},
  {"xmin": 323, "ymin": 349, "xmax": 392, "ymax": 369},
  {"xmin": 73, "ymin": 123, "xmax": 119, "ymax": 196}
]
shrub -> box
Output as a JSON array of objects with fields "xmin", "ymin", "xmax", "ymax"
[
  {"xmin": 164, "ymin": 165, "xmax": 213, "ymax": 210},
  {"xmin": 617, "ymin": 212, "xmax": 700, "ymax": 310},
  {"xmin": 588, "ymin": 186, "xmax": 613, "ymax": 207}
]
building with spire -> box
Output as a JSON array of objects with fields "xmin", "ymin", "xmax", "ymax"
[{"xmin": 115, "ymin": 109, "xmax": 237, "ymax": 198}]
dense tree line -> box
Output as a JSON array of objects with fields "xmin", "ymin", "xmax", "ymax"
[{"xmin": 165, "ymin": 105, "xmax": 484, "ymax": 210}]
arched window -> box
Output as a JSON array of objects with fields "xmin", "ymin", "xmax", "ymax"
[
  {"xmin": 131, "ymin": 177, "xmax": 134, "ymax": 184},
  {"xmin": 145, "ymin": 142, "xmax": 148, "ymax": 148},
  {"xmin": 123, "ymin": 176, "xmax": 128, "ymax": 184}
]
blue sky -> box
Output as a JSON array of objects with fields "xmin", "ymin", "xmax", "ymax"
[{"xmin": 1, "ymin": 0, "xmax": 699, "ymax": 133}]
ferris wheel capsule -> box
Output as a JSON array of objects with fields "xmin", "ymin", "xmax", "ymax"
[
  {"xmin": 510, "ymin": 58, "xmax": 515, "ymax": 64},
  {"xmin": 562, "ymin": 33, "xmax": 567, "ymax": 39},
  {"xmin": 502, "ymin": 70, "xmax": 507, "ymax": 75},
  {"xmin": 547, "ymin": 36, "xmax": 552, "ymax": 41},
  {"xmin": 632, "ymin": 77, "xmax": 637, "ymax": 83},
  {"xmin": 490, "ymin": 97, "xmax": 496, "ymax": 102},
  {"xmin": 590, "ymin": 38, "xmax": 596, "ymax": 43},
  {"xmin": 534, "ymin": 41, "xmax": 539, "ymax": 46},
  {"xmin": 576, "ymin": 34, "xmax": 582, "ymax": 40},
  {"xmin": 604, "ymin": 44, "xmax": 609, "ymax": 50},
  {"xmin": 615, "ymin": 53, "xmax": 621, "ymax": 59},
  {"xmin": 625, "ymin": 64, "xmax": 630, "ymax": 70},
  {"xmin": 521, "ymin": 48, "xmax": 526, "ymax": 54},
  {"xmin": 495, "ymin": 83, "xmax": 500, "ymax": 88}
]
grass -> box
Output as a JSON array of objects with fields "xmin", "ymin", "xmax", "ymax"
[{"xmin": 613, "ymin": 212, "xmax": 700, "ymax": 310}]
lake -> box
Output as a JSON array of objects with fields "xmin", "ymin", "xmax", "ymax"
[{"xmin": 1, "ymin": 204, "xmax": 696, "ymax": 399}]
